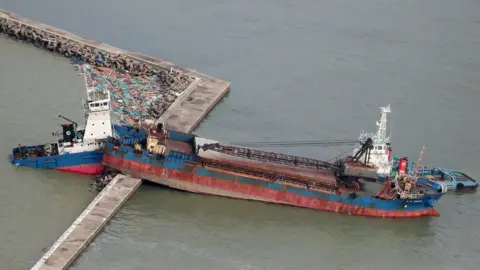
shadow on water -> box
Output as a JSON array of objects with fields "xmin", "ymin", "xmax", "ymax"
[
  {"xmin": 452, "ymin": 189, "xmax": 478, "ymax": 196},
  {"xmin": 140, "ymin": 180, "xmax": 191, "ymax": 193}
]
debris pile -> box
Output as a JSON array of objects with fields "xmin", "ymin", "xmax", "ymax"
[
  {"xmin": 0, "ymin": 16, "xmax": 195, "ymax": 121},
  {"xmin": 89, "ymin": 170, "xmax": 118, "ymax": 192},
  {"xmin": 77, "ymin": 64, "xmax": 181, "ymax": 122}
]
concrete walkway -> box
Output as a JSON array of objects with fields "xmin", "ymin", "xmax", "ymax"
[{"xmin": 30, "ymin": 175, "xmax": 142, "ymax": 270}]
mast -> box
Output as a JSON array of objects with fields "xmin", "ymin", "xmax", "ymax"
[
  {"xmin": 374, "ymin": 104, "xmax": 391, "ymax": 144},
  {"xmin": 412, "ymin": 145, "xmax": 426, "ymax": 181}
]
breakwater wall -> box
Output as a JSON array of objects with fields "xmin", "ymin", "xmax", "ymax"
[
  {"xmin": 30, "ymin": 175, "xmax": 142, "ymax": 270},
  {"xmin": 0, "ymin": 11, "xmax": 192, "ymax": 120},
  {"xmin": 0, "ymin": 14, "xmax": 193, "ymax": 88},
  {"xmin": 0, "ymin": 9, "xmax": 231, "ymax": 129}
]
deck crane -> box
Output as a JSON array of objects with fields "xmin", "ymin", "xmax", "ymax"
[
  {"xmin": 347, "ymin": 137, "xmax": 374, "ymax": 165},
  {"xmin": 57, "ymin": 114, "xmax": 78, "ymax": 130},
  {"xmin": 198, "ymin": 138, "xmax": 374, "ymax": 177}
]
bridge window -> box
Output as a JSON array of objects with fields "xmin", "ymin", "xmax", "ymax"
[{"xmin": 103, "ymin": 102, "xmax": 108, "ymax": 106}]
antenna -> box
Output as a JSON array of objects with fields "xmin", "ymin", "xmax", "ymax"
[
  {"xmin": 389, "ymin": 115, "xmax": 394, "ymax": 143},
  {"xmin": 374, "ymin": 104, "xmax": 391, "ymax": 142},
  {"xmin": 412, "ymin": 145, "xmax": 426, "ymax": 181}
]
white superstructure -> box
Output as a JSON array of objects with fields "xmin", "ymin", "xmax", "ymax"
[
  {"xmin": 56, "ymin": 65, "xmax": 113, "ymax": 154},
  {"xmin": 352, "ymin": 104, "xmax": 393, "ymax": 175}
]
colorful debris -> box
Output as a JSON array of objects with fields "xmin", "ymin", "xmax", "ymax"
[
  {"xmin": 75, "ymin": 65, "xmax": 188, "ymax": 124},
  {"xmin": 0, "ymin": 16, "xmax": 195, "ymax": 123}
]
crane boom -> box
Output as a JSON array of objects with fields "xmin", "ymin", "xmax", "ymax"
[
  {"xmin": 350, "ymin": 137, "xmax": 374, "ymax": 164},
  {"xmin": 199, "ymin": 137, "xmax": 374, "ymax": 175},
  {"xmin": 58, "ymin": 114, "xmax": 78, "ymax": 129},
  {"xmin": 228, "ymin": 140, "xmax": 359, "ymax": 148},
  {"xmin": 199, "ymin": 143, "xmax": 341, "ymax": 172}
]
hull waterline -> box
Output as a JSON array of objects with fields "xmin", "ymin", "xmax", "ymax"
[{"xmin": 55, "ymin": 163, "xmax": 105, "ymax": 175}]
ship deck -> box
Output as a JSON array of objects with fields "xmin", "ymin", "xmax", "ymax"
[
  {"xmin": 203, "ymin": 157, "xmax": 338, "ymax": 187},
  {"xmin": 202, "ymin": 155, "xmax": 338, "ymax": 186},
  {"xmin": 166, "ymin": 139, "xmax": 193, "ymax": 154}
]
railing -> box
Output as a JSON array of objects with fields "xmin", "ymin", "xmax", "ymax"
[
  {"xmin": 12, "ymin": 143, "xmax": 59, "ymax": 160},
  {"xmin": 201, "ymin": 143, "xmax": 338, "ymax": 172}
]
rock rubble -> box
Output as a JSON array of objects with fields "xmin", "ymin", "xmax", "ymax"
[{"xmin": 0, "ymin": 17, "xmax": 195, "ymax": 120}]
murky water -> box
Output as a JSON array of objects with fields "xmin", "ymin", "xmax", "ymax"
[
  {"xmin": 0, "ymin": 36, "xmax": 97, "ymax": 269},
  {"xmin": 1, "ymin": 0, "xmax": 479, "ymax": 269}
]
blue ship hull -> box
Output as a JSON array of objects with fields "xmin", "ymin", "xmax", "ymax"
[
  {"xmin": 9, "ymin": 124, "xmax": 133, "ymax": 175},
  {"xmin": 10, "ymin": 149, "xmax": 104, "ymax": 175}
]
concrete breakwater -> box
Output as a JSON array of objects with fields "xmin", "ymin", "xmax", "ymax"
[
  {"xmin": 0, "ymin": 13, "xmax": 194, "ymax": 120},
  {"xmin": 0, "ymin": 10, "xmax": 230, "ymax": 132},
  {"xmin": 31, "ymin": 174, "xmax": 143, "ymax": 270}
]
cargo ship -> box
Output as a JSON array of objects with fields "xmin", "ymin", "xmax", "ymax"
[
  {"xmin": 101, "ymin": 120, "xmax": 446, "ymax": 218},
  {"xmin": 9, "ymin": 65, "xmax": 114, "ymax": 175}
]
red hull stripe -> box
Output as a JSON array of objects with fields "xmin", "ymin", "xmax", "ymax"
[
  {"xmin": 56, "ymin": 163, "xmax": 105, "ymax": 175},
  {"xmin": 103, "ymin": 154, "xmax": 439, "ymax": 218}
]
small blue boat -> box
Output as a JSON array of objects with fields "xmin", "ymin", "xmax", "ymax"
[
  {"xmin": 414, "ymin": 167, "xmax": 478, "ymax": 191},
  {"xmin": 382, "ymin": 157, "xmax": 478, "ymax": 191}
]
